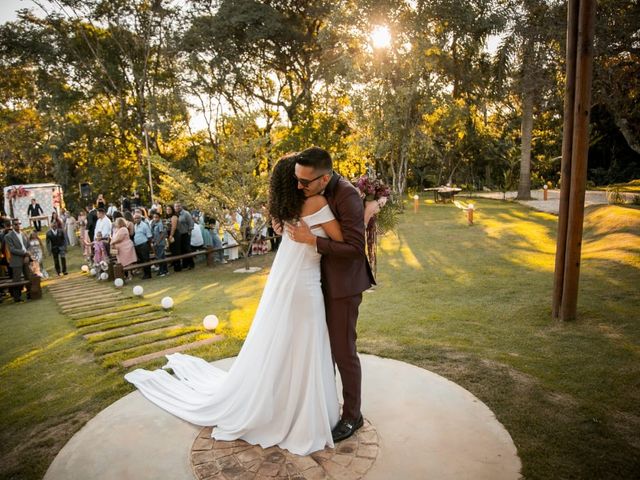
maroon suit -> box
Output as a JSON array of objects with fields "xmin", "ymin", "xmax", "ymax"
[{"xmin": 316, "ymin": 174, "xmax": 376, "ymax": 421}]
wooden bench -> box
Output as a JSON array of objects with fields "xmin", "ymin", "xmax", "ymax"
[
  {"xmin": 112, "ymin": 235, "xmax": 279, "ymax": 280},
  {"xmin": 0, "ymin": 275, "xmax": 42, "ymax": 300}
]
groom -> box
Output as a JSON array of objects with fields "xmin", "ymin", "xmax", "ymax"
[{"xmin": 287, "ymin": 146, "xmax": 376, "ymax": 442}]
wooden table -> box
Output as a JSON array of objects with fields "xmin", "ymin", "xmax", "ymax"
[
  {"xmin": 424, "ymin": 187, "xmax": 462, "ymax": 203},
  {"xmin": 29, "ymin": 215, "xmax": 49, "ymax": 228}
]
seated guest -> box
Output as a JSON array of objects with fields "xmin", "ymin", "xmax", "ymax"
[
  {"xmin": 5, "ymin": 219, "xmax": 32, "ymax": 302},
  {"xmin": 133, "ymin": 213, "xmax": 152, "ymax": 279},
  {"xmin": 111, "ymin": 218, "xmax": 137, "ymax": 280},
  {"xmin": 46, "ymin": 221, "xmax": 68, "ymax": 276}
]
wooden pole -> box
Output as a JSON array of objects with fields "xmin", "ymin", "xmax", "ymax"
[
  {"xmin": 559, "ymin": 0, "xmax": 596, "ymax": 321},
  {"xmin": 552, "ymin": 0, "xmax": 579, "ymax": 319}
]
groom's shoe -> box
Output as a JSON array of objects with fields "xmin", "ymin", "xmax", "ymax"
[{"xmin": 332, "ymin": 414, "xmax": 364, "ymax": 442}]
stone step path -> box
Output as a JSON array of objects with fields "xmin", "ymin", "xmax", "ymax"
[
  {"xmin": 121, "ymin": 336, "xmax": 224, "ymax": 368},
  {"xmin": 45, "ymin": 273, "xmax": 224, "ymax": 369},
  {"xmin": 84, "ymin": 317, "xmax": 175, "ymax": 341}
]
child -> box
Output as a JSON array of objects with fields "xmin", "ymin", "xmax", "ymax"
[
  {"xmin": 28, "ymin": 232, "xmax": 48, "ymax": 278},
  {"xmin": 93, "ymin": 231, "xmax": 109, "ymax": 266},
  {"xmin": 150, "ymin": 212, "xmax": 168, "ymax": 276}
]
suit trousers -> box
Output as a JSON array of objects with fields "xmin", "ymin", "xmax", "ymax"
[
  {"xmin": 135, "ymin": 242, "xmax": 152, "ymax": 278},
  {"xmin": 11, "ymin": 259, "xmax": 31, "ymax": 300},
  {"xmin": 52, "ymin": 251, "xmax": 67, "ymax": 275},
  {"xmin": 180, "ymin": 233, "xmax": 194, "ymax": 269},
  {"xmin": 325, "ymin": 293, "xmax": 363, "ymax": 421}
]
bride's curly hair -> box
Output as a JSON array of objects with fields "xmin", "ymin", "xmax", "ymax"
[{"xmin": 268, "ymin": 154, "xmax": 305, "ymax": 224}]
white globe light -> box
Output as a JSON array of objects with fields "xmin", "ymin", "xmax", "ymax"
[
  {"xmin": 89, "ymin": 268, "xmax": 97, "ymax": 276},
  {"xmin": 114, "ymin": 278, "xmax": 124, "ymax": 288},
  {"xmin": 81, "ymin": 265, "xmax": 89, "ymax": 273},
  {"xmin": 203, "ymin": 315, "xmax": 219, "ymax": 331},
  {"xmin": 133, "ymin": 285, "xmax": 144, "ymax": 296},
  {"xmin": 100, "ymin": 272, "xmax": 108, "ymax": 280},
  {"xmin": 161, "ymin": 296, "xmax": 174, "ymax": 309}
]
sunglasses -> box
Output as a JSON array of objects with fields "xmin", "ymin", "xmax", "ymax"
[{"xmin": 294, "ymin": 171, "xmax": 330, "ymax": 187}]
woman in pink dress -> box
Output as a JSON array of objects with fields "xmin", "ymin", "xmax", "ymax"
[{"xmin": 110, "ymin": 218, "xmax": 137, "ymax": 279}]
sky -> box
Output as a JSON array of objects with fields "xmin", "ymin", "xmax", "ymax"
[{"xmin": 0, "ymin": 0, "xmax": 36, "ymax": 24}]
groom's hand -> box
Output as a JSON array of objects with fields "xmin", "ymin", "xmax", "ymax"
[{"xmin": 285, "ymin": 220, "xmax": 316, "ymax": 247}]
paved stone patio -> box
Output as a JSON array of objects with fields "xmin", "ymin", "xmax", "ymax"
[
  {"xmin": 190, "ymin": 420, "xmax": 379, "ymax": 480},
  {"xmin": 44, "ymin": 354, "xmax": 521, "ymax": 480}
]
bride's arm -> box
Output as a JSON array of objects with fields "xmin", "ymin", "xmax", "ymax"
[{"xmin": 318, "ymin": 219, "xmax": 343, "ymax": 242}]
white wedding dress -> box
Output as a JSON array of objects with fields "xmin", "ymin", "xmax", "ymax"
[{"xmin": 125, "ymin": 205, "xmax": 340, "ymax": 455}]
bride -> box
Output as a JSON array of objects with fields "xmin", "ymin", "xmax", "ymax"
[{"xmin": 125, "ymin": 154, "xmax": 345, "ymax": 455}]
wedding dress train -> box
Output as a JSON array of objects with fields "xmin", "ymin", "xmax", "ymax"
[{"xmin": 125, "ymin": 205, "xmax": 340, "ymax": 455}]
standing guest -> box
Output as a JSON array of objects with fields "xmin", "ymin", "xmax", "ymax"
[
  {"xmin": 46, "ymin": 221, "xmax": 68, "ymax": 276},
  {"xmin": 224, "ymin": 210, "xmax": 240, "ymax": 261},
  {"xmin": 131, "ymin": 191, "xmax": 141, "ymax": 208},
  {"xmin": 107, "ymin": 202, "xmax": 118, "ymax": 218},
  {"xmin": 94, "ymin": 208, "xmax": 112, "ymax": 240},
  {"xmin": 93, "ymin": 231, "xmax": 109, "ymax": 266},
  {"xmin": 0, "ymin": 218, "xmax": 12, "ymax": 279},
  {"xmin": 133, "ymin": 213, "xmax": 152, "ymax": 279},
  {"xmin": 96, "ymin": 194, "xmax": 106, "ymax": 210},
  {"xmin": 65, "ymin": 212, "xmax": 78, "ymax": 247},
  {"xmin": 175, "ymin": 202, "xmax": 195, "ymax": 270},
  {"xmin": 87, "ymin": 204, "xmax": 98, "ymax": 241},
  {"xmin": 5, "ymin": 219, "xmax": 32, "ymax": 302},
  {"xmin": 150, "ymin": 211, "xmax": 168, "ymax": 277},
  {"xmin": 121, "ymin": 193, "xmax": 131, "ymax": 213},
  {"xmin": 27, "ymin": 198, "xmax": 44, "ymax": 232},
  {"xmin": 199, "ymin": 214, "xmax": 213, "ymax": 248},
  {"xmin": 208, "ymin": 217, "xmax": 226, "ymax": 264},
  {"xmin": 111, "ymin": 218, "xmax": 137, "ymax": 280},
  {"xmin": 251, "ymin": 206, "xmax": 268, "ymax": 255},
  {"xmin": 77, "ymin": 211, "xmax": 92, "ymax": 261},
  {"xmin": 50, "ymin": 211, "xmax": 63, "ymax": 229},
  {"xmin": 28, "ymin": 231, "xmax": 48, "ymax": 278},
  {"xmin": 123, "ymin": 210, "xmax": 135, "ymax": 237},
  {"xmin": 190, "ymin": 214, "xmax": 205, "ymax": 250},
  {"xmin": 166, "ymin": 205, "xmax": 180, "ymax": 272}
]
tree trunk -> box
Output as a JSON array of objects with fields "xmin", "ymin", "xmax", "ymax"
[{"xmin": 517, "ymin": 86, "xmax": 534, "ymax": 200}]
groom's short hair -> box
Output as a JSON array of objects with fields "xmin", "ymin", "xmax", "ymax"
[{"xmin": 296, "ymin": 147, "xmax": 332, "ymax": 171}]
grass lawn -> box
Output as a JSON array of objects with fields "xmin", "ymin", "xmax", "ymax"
[
  {"xmin": 593, "ymin": 178, "xmax": 640, "ymax": 193},
  {"xmin": 1, "ymin": 199, "xmax": 639, "ymax": 479}
]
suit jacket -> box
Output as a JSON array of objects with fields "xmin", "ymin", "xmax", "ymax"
[
  {"xmin": 316, "ymin": 174, "xmax": 375, "ymax": 299},
  {"xmin": 87, "ymin": 209, "xmax": 98, "ymax": 240},
  {"xmin": 46, "ymin": 228, "xmax": 67, "ymax": 254},
  {"xmin": 27, "ymin": 203, "xmax": 43, "ymax": 216},
  {"xmin": 5, "ymin": 230, "xmax": 30, "ymax": 268}
]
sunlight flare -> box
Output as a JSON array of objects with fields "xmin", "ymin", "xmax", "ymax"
[{"xmin": 371, "ymin": 25, "xmax": 391, "ymax": 49}]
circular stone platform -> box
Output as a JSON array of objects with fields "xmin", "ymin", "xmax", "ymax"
[
  {"xmin": 44, "ymin": 354, "xmax": 521, "ymax": 480},
  {"xmin": 190, "ymin": 420, "xmax": 379, "ymax": 480}
]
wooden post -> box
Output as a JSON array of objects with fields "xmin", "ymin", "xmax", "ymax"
[
  {"xmin": 206, "ymin": 247, "xmax": 214, "ymax": 267},
  {"xmin": 413, "ymin": 195, "xmax": 419, "ymax": 213},
  {"xmin": 107, "ymin": 261, "xmax": 115, "ymax": 281},
  {"xmin": 114, "ymin": 263, "xmax": 124, "ymax": 280},
  {"xmin": 30, "ymin": 275, "xmax": 42, "ymax": 300},
  {"xmin": 553, "ymin": 0, "xmax": 596, "ymax": 321},
  {"xmin": 553, "ymin": 0, "xmax": 579, "ymax": 319}
]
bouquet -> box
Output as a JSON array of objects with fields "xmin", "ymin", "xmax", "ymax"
[{"xmin": 352, "ymin": 173, "xmax": 397, "ymax": 277}]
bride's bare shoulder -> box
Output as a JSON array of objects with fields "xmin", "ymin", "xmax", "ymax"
[{"xmin": 301, "ymin": 195, "xmax": 328, "ymax": 216}]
